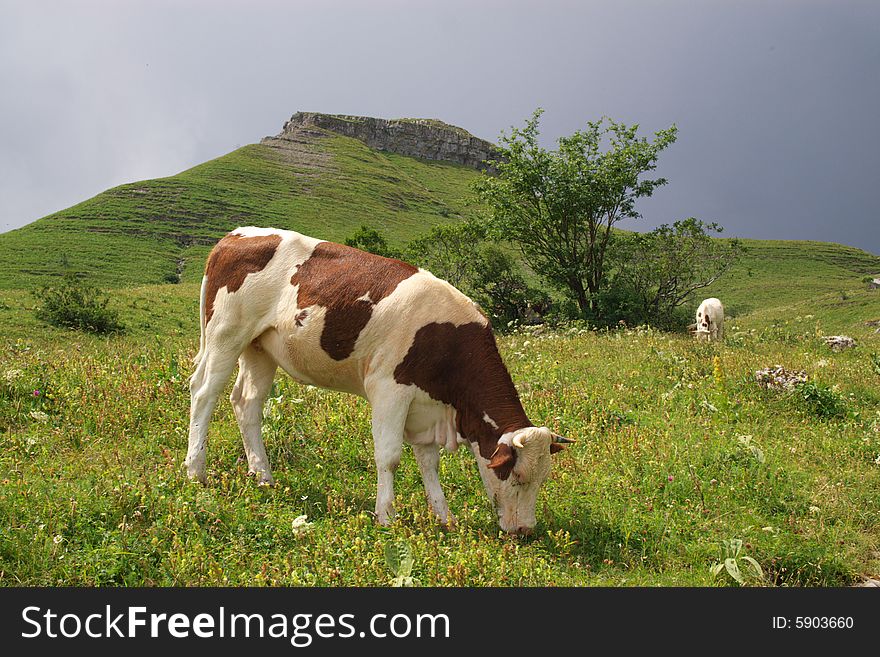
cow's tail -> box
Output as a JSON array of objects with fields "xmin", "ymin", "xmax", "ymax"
[{"xmin": 193, "ymin": 275, "xmax": 208, "ymax": 368}]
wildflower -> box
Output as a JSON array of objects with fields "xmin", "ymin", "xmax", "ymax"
[
  {"xmin": 29, "ymin": 410, "xmax": 49, "ymax": 423},
  {"xmin": 53, "ymin": 535, "xmax": 63, "ymax": 544},
  {"xmin": 33, "ymin": 389, "xmax": 41, "ymax": 397},
  {"xmin": 712, "ymin": 356, "xmax": 724, "ymax": 388},
  {"xmin": 667, "ymin": 475, "xmax": 674, "ymax": 482},
  {"xmin": 809, "ymin": 506, "xmax": 820, "ymax": 514},
  {"xmin": 292, "ymin": 514, "xmax": 313, "ymax": 537}
]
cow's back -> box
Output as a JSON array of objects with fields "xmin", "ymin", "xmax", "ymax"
[{"xmin": 204, "ymin": 227, "xmax": 487, "ymax": 397}]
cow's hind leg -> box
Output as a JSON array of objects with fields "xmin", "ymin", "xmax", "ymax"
[
  {"xmin": 367, "ymin": 385, "xmax": 413, "ymax": 525},
  {"xmin": 186, "ymin": 343, "xmax": 242, "ymax": 483},
  {"xmin": 412, "ymin": 443, "xmax": 453, "ymax": 526},
  {"xmin": 230, "ymin": 344, "xmax": 277, "ymax": 485}
]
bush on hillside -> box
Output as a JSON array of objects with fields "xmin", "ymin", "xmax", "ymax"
[
  {"xmin": 34, "ymin": 272, "xmax": 125, "ymax": 334},
  {"xmin": 344, "ymin": 225, "xmax": 401, "ymax": 259}
]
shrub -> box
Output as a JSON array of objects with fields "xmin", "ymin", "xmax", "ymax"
[
  {"xmin": 469, "ymin": 245, "xmax": 551, "ymax": 329},
  {"xmin": 34, "ymin": 272, "xmax": 124, "ymax": 334},
  {"xmin": 794, "ymin": 381, "xmax": 847, "ymax": 419},
  {"xmin": 344, "ymin": 225, "xmax": 401, "ymax": 259},
  {"xmin": 406, "ymin": 221, "xmax": 550, "ymax": 330}
]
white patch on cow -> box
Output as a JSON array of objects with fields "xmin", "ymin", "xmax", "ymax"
[
  {"xmin": 498, "ymin": 430, "xmax": 516, "ymax": 446},
  {"xmin": 357, "ymin": 292, "xmax": 373, "ymax": 303},
  {"xmin": 404, "ymin": 396, "xmax": 459, "ymax": 452},
  {"xmin": 482, "ymin": 412, "xmax": 499, "ymax": 429},
  {"xmin": 230, "ymin": 225, "xmax": 287, "ymax": 238}
]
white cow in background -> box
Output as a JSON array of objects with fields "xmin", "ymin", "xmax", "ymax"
[{"xmin": 695, "ymin": 298, "xmax": 724, "ymax": 341}]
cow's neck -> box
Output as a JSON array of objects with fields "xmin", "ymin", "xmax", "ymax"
[
  {"xmin": 393, "ymin": 321, "xmax": 532, "ymax": 461},
  {"xmin": 451, "ymin": 344, "xmax": 532, "ymax": 461}
]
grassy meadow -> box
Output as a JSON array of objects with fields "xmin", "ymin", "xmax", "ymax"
[
  {"xmin": 0, "ymin": 118, "xmax": 878, "ymax": 587},
  {"xmin": 1, "ymin": 277, "xmax": 878, "ymax": 587}
]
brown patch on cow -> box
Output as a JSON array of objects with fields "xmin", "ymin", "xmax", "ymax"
[
  {"xmin": 290, "ymin": 241, "xmax": 418, "ymax": 360},
  {"xmin": 393, "ymin": 321, "xmax": 532, "ymax": 480},
  {"xmin": 294, "ymin": 310, "xmax": 308, "ymax": 327},
  {"xmin": 488, "ymin": 443, "xmax": 515, "ymax": 470},
  {"xmin": 204, "ymin": 233, "xmax": 282, "ymax": 325},
  {"xmin": 550, "ymin": 443, "xmax": 564, "ymax": 455}
]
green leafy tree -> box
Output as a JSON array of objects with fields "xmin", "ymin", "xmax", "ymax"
[
  {"xmin": 474, "ymin": 109, "xmax": 677, "ymax": 317},
  {"xmin": 609, "ymin": 218, "xmax": 742, "ymax": 327},
  {"xmin": 344, "ymin": 224, "xmax": 401, "ymax": 259}
]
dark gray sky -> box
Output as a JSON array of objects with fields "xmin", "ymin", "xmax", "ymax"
[{"xmin": 2, "ymin": 0, "xmax": 878, "ymax": 254}]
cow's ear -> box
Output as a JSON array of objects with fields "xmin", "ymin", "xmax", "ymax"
[
  {"xmin": 488, "ymin": 443, "xmax": 514, "ymax": 470},
  {"xmin": 550, "ymin": 443, "xmax": 565, "ymax": 455}
]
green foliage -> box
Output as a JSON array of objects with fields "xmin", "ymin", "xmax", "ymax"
[
  {"xmin": 344, "ymin": 225, "xmax": 401, "ymax": 259},
  {"xmin": 406, "ymin": 220, "xmax": 548, "ymax": 328},
  {"xmin": 33, "ymin": 273, "xmax": 124, "ymax": 334},
  {"xmin": 469, "ymin": 244, "xmax": 551, "ymax": 328},
  {"xmin": 608, "ymin": 218, "xmax": 743, "ymax": 328},
  {"xmin": 793, "ymin": 381, "xmax": 847, "ymax": 419},
  {"xmin": 711, "ymin": 539, "xmax": 764, "ymax": 586},
  {"xmin": 384, "ymin": 540, "xmax": 418, "ymax": 587},
  {"xmin": 869, "ymin": 353, "xmax": 880, "ymax": 377},
  {"xmin": 405, "ymin": 219, "xmax": 489, "ymax": 289},
  {"xmin": 475, "ymin": 109, "xmax": 677, "ymax": 317}
]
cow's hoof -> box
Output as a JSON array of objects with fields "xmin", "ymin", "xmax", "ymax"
[
  {"xmin": 247, "ymin": 471, "xmax": 274, "ymax": 486},
  {"xmin": 439, "ymin": 514, "xmax": 457, "ymax": 531},
  {"xmin": 184, "ymin": 465, "xmax": 207, "ymax": 484}
]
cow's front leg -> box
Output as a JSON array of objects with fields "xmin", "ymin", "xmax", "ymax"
[
  {"xmin": 369, "ymin": 391, "xmax": 412, "ymax": 525},
  {"xmin": 412, "ymin": 443, "xmax": 453, "ymax": 527}
]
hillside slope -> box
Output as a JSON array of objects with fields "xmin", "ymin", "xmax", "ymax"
[{"xmin": 0, "ymin": 121, "xmax": 483, "ymax": 289}]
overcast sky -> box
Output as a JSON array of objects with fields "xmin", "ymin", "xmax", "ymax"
[{"xmin": 1, "ymin": 0, "xmax": 878, "ymax": 254}]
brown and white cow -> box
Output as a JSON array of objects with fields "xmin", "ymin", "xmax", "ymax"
[
  {"xmin": 695, "ymin": 297, "xmax": 724, "ymax": 341},
  {"xmin": 186, "ymin": 227, "xmax": 571, "ymax": 535}
]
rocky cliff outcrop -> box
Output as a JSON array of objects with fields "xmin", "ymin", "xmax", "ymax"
[{"xmin": 262, "ymin": 112, "xmax": 500, "ymax": 171}]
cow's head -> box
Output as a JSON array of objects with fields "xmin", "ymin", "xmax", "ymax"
[
  {"xmin": 475, "ymin": 426, "xmax": 572, "ymax": 535},
  {"xmin": 697, "ymin": 310, "xmax": 712, "ymax": 333}
]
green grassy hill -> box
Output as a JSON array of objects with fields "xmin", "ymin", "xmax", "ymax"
[
  {"xmin": 0, "ymin": 129, "xmax": 482, "ymax": 289},
  {"xmin": 698, "ymin": 239, "xmax": 880, "ymax": 337}
]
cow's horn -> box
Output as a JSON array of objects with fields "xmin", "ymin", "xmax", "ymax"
[
  {"xmin": 512, "ymin": 434, "xmax": 525, "ymax": 449},
  {"xmin": 552, "ymin": 433, "xmax": 575, "ymax": 444}
]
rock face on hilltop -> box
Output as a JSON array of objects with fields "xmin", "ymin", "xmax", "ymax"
[{"xmin": 262, "ymin": 112, "xmax": 500, "ymax": 170}]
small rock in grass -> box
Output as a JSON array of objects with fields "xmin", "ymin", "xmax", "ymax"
[
  {"xmin": 754, "ymin": 365, "xmax": 808, "ymax": 390},
  {"xmin": 821, "ymin": 335, "xmax": 856, "ymax": 352}
]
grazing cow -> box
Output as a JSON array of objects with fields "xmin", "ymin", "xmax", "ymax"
[
  {"xmin": 695, "ymin": 297, "xmax": 724, "ymax": 341},
  {"xmin": 186, "ymin": 227, "xmax": 572, "ymax": 535}
]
